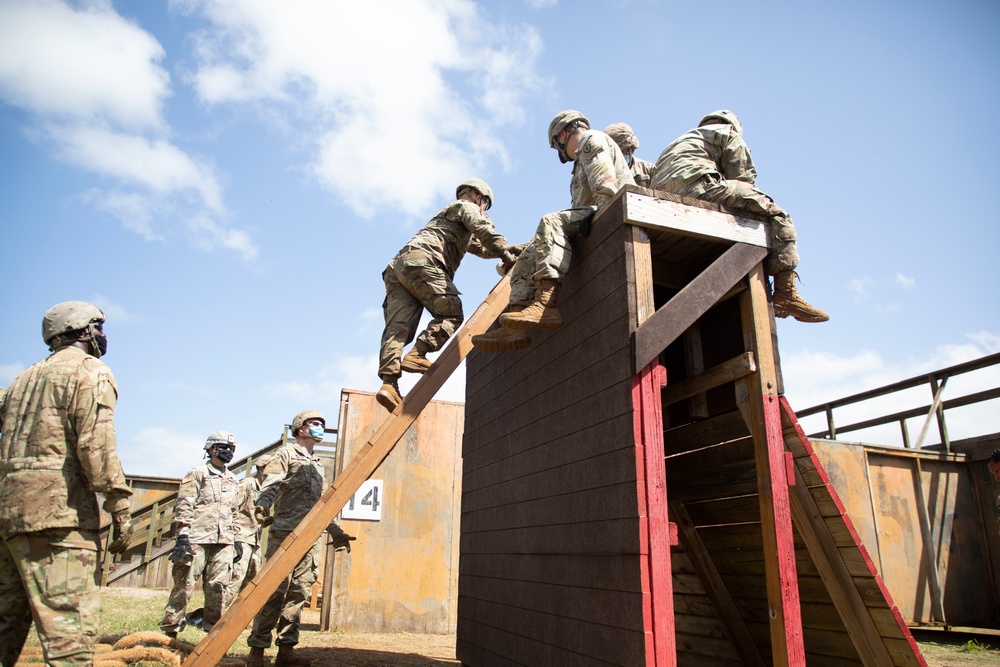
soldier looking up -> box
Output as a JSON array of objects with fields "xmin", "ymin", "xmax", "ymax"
[
  {"xmin": 376, "ymin": 178, "xmax": 522, "ymax": 411},
  {"xmin": 0, "ymin": 301, "xmax": 133, "ymax": 667},
  {"xmin": 160, "ymin": 431, "xmax": 240, "ymax": 638},
  {"xmin": 605, "ymin": 123, "xmax": 656, "ymax": 187},
  {"xmin": 248, "ymin": 410, "xmax": 355, "ymax": 667},
  {"xmin": 651, "ymin": 111, "xmax": 828, "ymax": 323},
  {"xmin": 472, "ymin": 110, "xmax": 636, "ymax": 352}
]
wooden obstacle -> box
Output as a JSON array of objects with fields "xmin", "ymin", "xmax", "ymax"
[{"xmin": 459, "ymin": 186, "xmax": 927, "ymax": 666}]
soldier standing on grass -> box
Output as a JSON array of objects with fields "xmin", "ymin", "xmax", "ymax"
[
  {"xmin": 160, "ymin": 431, "xmax": 240, "ymax": 638},
  {"xmin": 248, "ymin": 410, "xmax": 355, "ymax": 667},
  {"xmin": 0, "ymin": 301, "xmax": 133, "ymax": 667}
]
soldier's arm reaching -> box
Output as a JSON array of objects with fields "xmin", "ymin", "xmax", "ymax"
[{"xmin": 72, "ymin": 362, "xmax": 131, "ymax": 517}]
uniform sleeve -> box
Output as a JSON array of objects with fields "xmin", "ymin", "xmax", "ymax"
[
  {"xmin": 72, "ymin": 361, "xmax": 132, "ymax": 516},
  {"xmin": 0, "ymin": 386, "xmax": 6, "ymax": 433},
  {"xmin": 718, "ymin": 130, "xmax": 757, "ymax": 184},
  {"xmin": 449, "ymin": 201, "xmax": 508, "ymax": 259},
  {"xmin": 256, "ymin": 450, "xmax": 290, "ymax": 510},
  {"xmin": 174, "ymin": 468, "xmax": 201, "ymax": 536},
  {"xmin": 579, "ymin": 134, "xmax": 621, "ymax": 206}
]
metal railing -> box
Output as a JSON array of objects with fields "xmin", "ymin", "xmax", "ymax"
[{"xmin": 796, "ymin": 352, "xmax": 1000, "ymax": 452}]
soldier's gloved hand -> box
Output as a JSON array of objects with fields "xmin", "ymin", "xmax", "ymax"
[
  {"xmin": 108, "ymin": 512, "xmax": 133, "ymax": 554},
  {"xmin": 233, "ymin": 541, "xmax": 244, "ymax": 563},
  {"xmin": 496, "ymin": 251, "xmax": 517, "ymax": 277},
  {"xmin": 506, "ymin": 243, "xmax": 528, "ymax": 257},
  {"xmin": 326, "ymin": 522, "xmax": 357, "ymax": 553},
  {"xmin": 169, "ymin": 534, "xmax": 195, "ymax": 564},
  {"xmin": 254, "ymin": 505, "xmax": 274, "ymax": 527}
]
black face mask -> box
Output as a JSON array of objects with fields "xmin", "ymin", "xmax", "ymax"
[
  {"xmin": 215, "ymin": 448, "xmax": 235, "ymax": 464},
  {"xmin": 93, "ymin": 332, "xmax": 108, "ymax": 357}
]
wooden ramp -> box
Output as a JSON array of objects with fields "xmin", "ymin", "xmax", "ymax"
[
  {"xmin": 459, "ymin": 186, "xmax": 927, "ymax": 667},
  {"xmin": 183, "ymin": 275, "xmax": 512, "ymax": 666}
]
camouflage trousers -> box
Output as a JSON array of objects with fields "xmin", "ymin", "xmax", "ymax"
[
  {"xmin": 160, "ymin": 542, "xmax": 234, "ymax": 633},
  {"xmin": 0, "ymin": 528, "xmax": 100, "ymax": 667},
  {"xmin": 508, "ymin": 208, "xmax": 596, "ymax": 305},
  {"xmin": 247, "ymin": 531, "xmax": 321, "ymax": 648},
  {"xmin": 682, "ymin": 175, "xmax": 799, "ymax": 274},
  {"xmin": 379, "ymin": 249, "xmax": 464, "ymax": 382},
  {"xmin": 224, "ymin": 542, "xmax": 259, "ymax": 608}
]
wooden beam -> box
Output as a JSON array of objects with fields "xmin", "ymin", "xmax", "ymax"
[
  {"xmin": 736, "ymin": 264, "xmax": 805, "ymax": 667},
  {"xmin": 633, "ymin": 242, "xmax": 768, "ymax": 373},
  {"xmin": 683, "ymin": 324, "xmax": 709, "ymax": 419},
  {"xmin": 662, "ymin": 352, "xmax": 756, "ymax": 408},
  {"xmin": 623, "ymin": 191, "xmax": 771, "ymax": 249},
  {"xmin": 671, "ymin": 502, "xmax": 767, "ymax": 667},
  {"xmin": 184, "ymin": 275, "xmax": 513, "ymax": 666}
]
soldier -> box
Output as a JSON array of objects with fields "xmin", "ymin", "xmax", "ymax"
[
  {"xmin": 160, "ymin": 431, "xmax": 240, "ymax": 638},
  {"xmin": 226, "ymin": 460, "xmax": 265, "ymax": 605},
  {"xmin": 605, "ymin": 123, "xmax": 656, "ymax": 187},
  {"xmin": 472, "ymin": 110, "xmax": 636, "ymax": 352},
  {"xmin": 377, "ymin": 178, "xmax": 522, "ymax": 411},
  {"xmin": 0, "ymin": 301, "xmax": 133, "ymax": 667},
  {"xmin": 248, "ymin": 410, "xmax": 355, "ymax": 667},
  {"xmin": 650, "ymin": 110, "xmax": 828, "ymax": 322}
]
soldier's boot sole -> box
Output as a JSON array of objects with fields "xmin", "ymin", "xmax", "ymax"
[
  {"xmin": 500, "ymin": 306, "xmax": 563, "ymax": 331},
  {"xmin": 400, "ymin": 350, "xmax": 432, "ymax": 373},
  {"xmin": 376, "ymin": 383, "xmax": 402, "ymax": 412},
  {"xmin": 471, "ymin": 326, "xmax": 531, "ymax": 352},
  {"xmin": 773, "ymin": 296, "xmax": 829, "ymax": 323}
]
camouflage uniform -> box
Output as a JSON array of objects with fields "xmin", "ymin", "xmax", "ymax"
[
  {"xmin": 508, "ymin": 129, "xmax": 636, "ymax": 304},
  {"xmin": 248, "ymin": 443, "xmax": 326, "ymax": 648},
  {"xmin": 630, "ymin": 157, "xmax": 656, "ymax": 188},
  {"xmin": 0, "ymin": 346, "xmax": 131, "ymax": 667},
  {"xmin": 651, "ymin": 114, "xmax": 798, "ymax": 274},
  {"xmin": 379, "ymin": 199, "xmax": 510, "ymax": 381},
  {"xmin": 225, "ymin": 475, "xmax": 261, "ymax": 606},
  {"xmin": 161, "ymin": 462, "xmax": 239, "ymax": 633}
]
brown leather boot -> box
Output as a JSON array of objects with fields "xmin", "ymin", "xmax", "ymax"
[
  {"xmin": 499, "ymin": 280, "xmax": 562, "ymax": 331},
  {"xmin": 400, "ymin": 341, "xmax": 432, "ymax": 373},
  {"xmin": 376, "ymin": 379, "xmax": 402, "ymax": 412},
  {"xmin": 471, "ymin": 306, "xmax": 532, "ymax": 352},
  {"xmin": 772, "ymin": 270, "xmax": 829, "ymax": 323},
  {"xmin": 275, "ymin": 645, "xmax": 311, "ymax": 667},
  {"xmin": 246, "ymin": 647, "xmax": 265, "ymax": 667}
]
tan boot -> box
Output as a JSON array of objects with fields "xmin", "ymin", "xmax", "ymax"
[
  {"xmin": 400, "ymin": 342, "xmax": 432, "ymax": 374},
  {"xmin": 472, "ymin": 306, "xmax": 532, "ymax": 352},
  {"xmin": 247, "ymin": 647, "xmax": 265, "ymax": 667},
  {"xmin": 772, "ymin": 271, "xmax": 829, "ymax": 323},
  {"xmin": 275, "ymin": 645, "xmax": 311, "ymax": 667},
  {"xmin": 376, "ymin": 379, "xmax": 402, "ymax": 412},
  {"xmin": 499, "ymin": 280, "xmax": 562, "ymax": 331}
]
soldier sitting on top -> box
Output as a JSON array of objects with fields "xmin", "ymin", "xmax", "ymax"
[
  {"xmin": 376, "ymin": 178, "xmax": 523, "ymax": 411},
  {"xmin": 605, "ymin": 123, "xmax": 656, "ymax": 187},
  {"xmin": 472, "ymin": 110, "xmax": 636, "ymax": 353},
  {"xmin": 651, "ymin": 110, "xmax": 828, "ymax": 323}
]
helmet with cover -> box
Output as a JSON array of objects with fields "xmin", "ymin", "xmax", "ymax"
[
  {"xmin": 456, "ymin": 178, "xmax": 494, "ymax": 210},
  {"xmin": 204, "ymin": 430, "xmax": 236, "ymax": 452},
  {"xmin": 698, "ymin": 110, "xmax": 743, "ymax": 135},
  {"xmin": 548, "ymin": 110, "xmax": 590, "ymax": 149},
  {"xmin": 42, "ymin": 301, "xmax": 107, "ymax": 354},
  {"xmin": 604, "ymin": 123, "xmax": 640, "ymax": 154},
  {"xmin": 291, "ymin": 409, "xmax": 325, "ymax": 436}
]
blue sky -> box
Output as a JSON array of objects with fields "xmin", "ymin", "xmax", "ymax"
[{"xmin": 1, "ymin": 0, "xmax": 997, "ymax": 478}]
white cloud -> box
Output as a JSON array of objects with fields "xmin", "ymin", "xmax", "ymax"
[
  {"xmin": 91, "ymin": 294, "xmax": 136, "ymax": 323},
  {"xmin": 117, "ymin": 425, "xmax": 205, "ymax": 478},
  {"xmin": 0, "ymin": 363, "xmax": 27, "ymax": 385},
  {"xmin": 525, "ymin": 0, "xmax": 557, "ymax": 8},
  {"xmin": 894, "ymin": 273, "xmax": 916, "ymax": 289},
  {"xmin": 178, "ymin": 0, "xmax": 545, "ymax": 218},
  {"xmin": 185, "ymin": 213, "xmax": 259, "ymax": 261},
  {"xmin": 84, "ymin": 189, "xmax": 163, "ymax": 241},
  {"xmin": 849, "ymin": 276, "xmax": 873, "ymax": 298}
]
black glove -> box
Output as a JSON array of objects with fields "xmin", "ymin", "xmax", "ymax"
[
  {"xmin": 326, "ymin": 522, "xmax": 357, "ymax": 553},
  {"xmin": 108, "ymin": 512, "xmax": 133, "ymax": 554},
  {"xmin": 254, "ymin": 505, "xmax": 274, "ymax": 527},
  {"xmin": 578, "ymin": 206, "xmax": 598, "ymax": 238},
  {"xmin": 233, "ymin": 541, "xmax": 244, "ymax": 563},
  {"xmin": 169, "ymin": 534, "xmax": 195, "ymax": 564}
]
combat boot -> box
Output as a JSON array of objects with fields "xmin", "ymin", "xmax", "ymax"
[
  {"xmin": 247, "ymin": 647, "xmax": 265, "ymax": 667},
  {"xmin": 471, "ymin": 306, "xmax": 532, "ymax": 352},
  {"xmin": 400, "ymin": 341, "xmax": 432, "ymax": 374},
  {"xmin": 376, "ymin": 378, "xmax": 402, "ymax": 412},
  {"xmin": 276, "ymin": 645, "xmax": 311, "ymax": 667},
  {"xmin": 772, "ymin": 271, "xmax": 829, "ymax": 323},
  {"xmin": 499, "ymin": 280, "xmax": 562, "ymax": 331}
]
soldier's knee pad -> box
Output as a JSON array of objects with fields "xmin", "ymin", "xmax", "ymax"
[{"xmin": 430, "ymin": 294, "xmax": 463, "ymax": 319}]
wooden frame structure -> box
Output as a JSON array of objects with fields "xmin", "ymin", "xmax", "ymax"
[{"xmin": 459, "ymin": 186, "xmax": 927, "ymax": 666}]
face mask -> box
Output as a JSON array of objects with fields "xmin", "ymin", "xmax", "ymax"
[
  {"xmin": 215, "ymin": 448, "xmax": 235, "ymax": 464},
  {"xmin": 308, "ymin": 425, "xmax": 325, "ymax": 441},
  {"xmin": 92, "ymin": 332, "xmax": 108, "ymax": 357}
]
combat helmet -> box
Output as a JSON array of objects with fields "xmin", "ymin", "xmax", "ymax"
[
  {"xmin": 291, "ymin": 409, "xmax": 325, "ymax": 436},
  {"xmin": 699, "ymin": 110, "xmax": 743, "ymax": 135},
  {"xmin": 204, "ymin": 430, "xmax": 236, "ymax": 452},
  {"xmin": 548, "ymin": 110, "xmax": 590, "ymax": 149},
  {"xmin": 604, "ymin": 123, "xmax": 640, "ymax": 154},
  {"xmin": 457, "ymin": 178, "xmax": 494, "ymax": 210},
  {"xmin": 42, "ymin": 301, "xmax": 106, "ymax": 352}
]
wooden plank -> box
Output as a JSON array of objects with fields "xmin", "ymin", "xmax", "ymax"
[
  {"xmin": 459, "ymin": 517, "xmax": 643, "ymax": 556},
  {"xmin": 737, "ymin": 263, "xmax": 805, "ymax": 667},
  {"xmin": 662, "ymin": 352, "xmax": 756, "ymax": 408},
  {"xmin": 459, "ymin": 553, "xmax": 643, "ymax": 592},
  {"xmin": 664, "ymin": 409, "xmax": 750, "ymax": 455},
  {"xmin": 631, "ymin": 225, "xmax": 655, "ymax": 326},
  {"xmin": 623, "ymin": 191, "xmax": 771, "ymax": 249},
  {"xmin": 683, "ymin": 323, "xmax": 710, "ymax": 418},
  {"xmin": 672, "ymin": 502, "xmax": 768, "ymax": 667},
  {"xmin": 184, "ymin": 274, "xmax": 513, "ymax": 666},
  {"xmin": 633, "ymin": 243, "xmax": 768, "ymax": 373}
]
